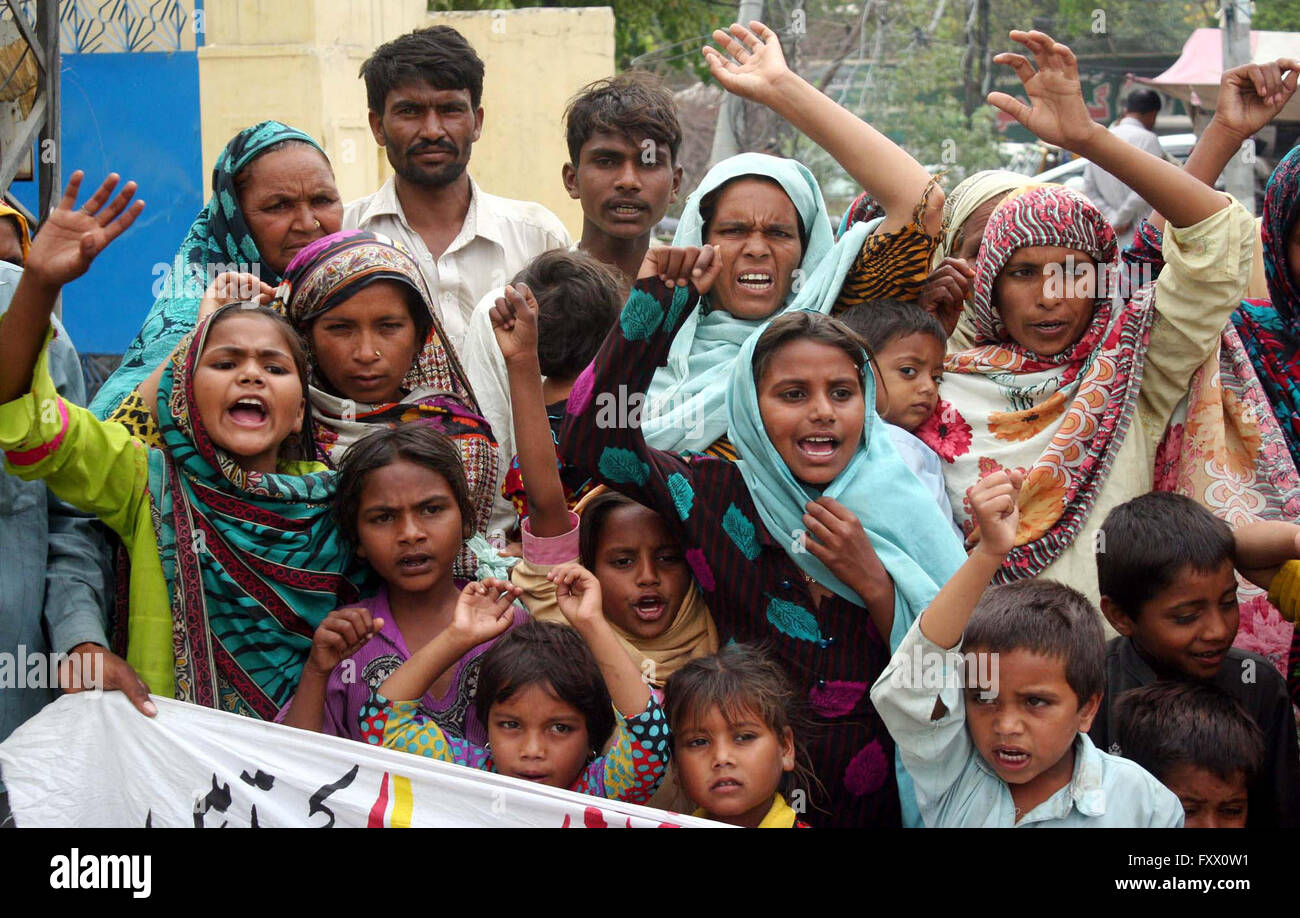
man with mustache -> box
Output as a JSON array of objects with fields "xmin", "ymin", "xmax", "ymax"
[{"xmin": 345, "ymin": 26, "xmax": 571, "ymax": 354}]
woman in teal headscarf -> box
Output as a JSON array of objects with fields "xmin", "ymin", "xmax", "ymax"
[
  {"xmin": 640, "ymin": 21, "xmax": 945, "ymax": 454},
  {"xmin": 90, "ymin": 120, "xmax": 344, "ymax": 419}
]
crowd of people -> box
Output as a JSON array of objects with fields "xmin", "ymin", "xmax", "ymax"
[{"xmin": 1, "ymin": 19, "xmax": 1299, "ymax": 829}]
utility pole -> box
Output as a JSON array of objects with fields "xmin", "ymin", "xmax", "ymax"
[
  {"xmin": 1221, "ymin": 0, "xmax": 1255, "ymax": 214},
  {"xmin": 709, "ymin": 0, "xmax": 766, "ymax": 166}
]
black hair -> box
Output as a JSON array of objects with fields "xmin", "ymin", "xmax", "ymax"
[
  {"xmin": 510, "ymin": 249, "xmax": 621, "ymax": 381},
  {"xmin": 1096, "ymin": 492, "xmax": 1235, "ymax": 620},
  {"xmin": 360, "ymin": 25, "xmax": 485, "ymax": 113},
  {"xmin": 964, "ymin": 579, "xmax": 1106, "ymax": 705},
  {"xmin": 838, "ymin": 298, "xmax": 946, "ymax": 354},
  {"xmin": 1124, "ymin": 89, "xmax": 1162, "ymax": 115},
  {"xmin": 577, "ymin": 489, "xmax": 637, "ymax": 570},
  {"xmin": 332, "ymin": 423, "xmax": 474, "ymax": 547},
  {"xmin": 475, "ymin": 619, "xmax": 617, "ymax": 752},
  {"xmin": 663, "ymin": 643, "xmax": 820, "ymax": 806},
  {"xmin": 750, "ymin": 310, "xmax": 869, "ymax": 387},
  {"xmin": 564, "ymin": 71, "xmax": 682, "ymax": 166},
  {"xmin": 699, "ymin": 174, "xmax": 808, "ymax": 253},
  {"xmin": 1113, "ymin": 681, "xmax": 1265, "ymax": 784}
]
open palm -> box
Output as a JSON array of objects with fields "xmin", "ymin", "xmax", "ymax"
[
  {"xmin": 28, "ymin": 171, "xmax": 143, "ymax": 288},
  {"xmin": 451, "ymin": 579, "xmax": 518, "ymax": 646},
  {"xmin": 703, "ymin": 21, "xmax": 792, "ymax": 106},
  {"xmin": 987, "ymin": 31, "xmax": 1097, "ymax": 151}
]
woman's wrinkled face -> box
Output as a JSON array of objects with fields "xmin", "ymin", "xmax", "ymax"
[
  {"xmin": 237, "ymin": 145, "xmax": 343, "ymax": 275},
  {"xmin": 307, "ymin": 280, "xmax": 423, "ymax": 405},
  {"xmin": 992, "ymin": 246, "xmax": 1096, "ymax": 356},
  {"xmin": 704, "ymin": 178, "xmax": 803, "ymax": 320}
]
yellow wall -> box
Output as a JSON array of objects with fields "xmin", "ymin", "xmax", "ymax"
[{"xmin": 198, "ymin": 3, "xmax": 615, "ymax": 237}]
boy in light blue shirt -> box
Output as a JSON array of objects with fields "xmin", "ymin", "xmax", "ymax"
[{"xmin": 870, "ymin": 469, "xmax": 1183, "ymax": 827}]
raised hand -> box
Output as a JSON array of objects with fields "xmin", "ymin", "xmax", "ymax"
[
  {"xmin": 916, "ymin": 257, "xmax": 975, "ymax": 337},
  {"xmin": 968, "ymin": 469, "xmax": 1024, "ymax": 558},
  {"xmin": 199, "ymin": 271, "xmax": 276, "ymax": 322},
  {"xmin": 547, "ymin": 562, "xmax": 605, "ymax": 628},
  {"xmin": 489, "ymin": 282, "xmax": 541, "ymax": 364},
  {"xmin": 1212, "ymin": 58, "xmax": 1300, "ymax": 142},
  {"xmin": 636, "ymin": 243, "xmax": 722, "ymax": 292},
  {"xmin": 448, "ymin": 578, "xmax": 521, "ymax": 647},
  {"xmin": 305, "ymin": 607, "xmax": 384, "ymax": 677},
  {"xmin": 987, "ymin": 31, "xmax": 1099, "ymax": 154},
  {"xmin": 702, "ymin": 20, "xmax": 794, "ymax": 107},
  {"xmin": 27, "ymin": 171, "xmax": 144, "ymax": 290}
]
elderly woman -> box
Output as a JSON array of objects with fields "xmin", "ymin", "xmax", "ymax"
[
  {"xmin": 90, "ymin": 120, "xmax": 343, "ymax": 419},
  {"xmin": 640, "ymin": 23, "xmax": 945, "ymax": 456}
]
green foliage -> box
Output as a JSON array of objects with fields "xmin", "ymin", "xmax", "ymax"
[{"xmin": 1253, "ymin": 0, "xmax": 1300, "ymax": 30}]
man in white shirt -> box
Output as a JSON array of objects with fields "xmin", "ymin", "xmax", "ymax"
[
  {"xmin": 1083, "ymin": 90, "xmax": 1165, "ymax": 236},
  {"xmin": 345, "ymin": 26, "xmax": 571, "ymax": 354}
]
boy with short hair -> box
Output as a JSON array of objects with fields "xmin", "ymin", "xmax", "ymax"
[
  {"xmin": 1113, "ymin": 681, "xmax": 1264, "ymax": 828},
  {"xmin": 561, "ymin": 72, "xmax": 684, "ymax": 285},
  {"xmin": 840, "ymin": 300, "xmax": 958, "ymax": 536},
  {"xmin": 496, "ymin": 250, "xmax": 622, "ymax": 522},
  {"xmin": 463, "ymin": 72, "xmax": 683, "ymax": 538},
  {"xmin": 1090, "ymin": 491, "xmax": 1300, "ymax": 827},
  {"xmin": 870, "ymin": 470, "xmax": 1184, "ymax": 826}
]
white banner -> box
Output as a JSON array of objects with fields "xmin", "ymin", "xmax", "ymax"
[{"xmin": 0, "ymin": 693, "xmax": 719, "ymax": 828}]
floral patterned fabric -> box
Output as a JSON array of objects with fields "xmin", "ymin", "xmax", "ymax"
[{"xmin": 934, "ymin": 185, "xmax": 1156, "ymax": 580}]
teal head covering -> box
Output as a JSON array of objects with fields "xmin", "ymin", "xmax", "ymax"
[
  {"xmin": 642, "ymin": 153, "xmax": 835, "ymax": 452},
  {"xmin": 724, "ymin": 315, "xmax": 967, "ymax": 643},
  {"xmin": 91, "ymin": 121, "xmax": 329, "ymax": 419},
  {"xmin": 147, "ymin": 303, "xmax": 359, "ymax": 719}
]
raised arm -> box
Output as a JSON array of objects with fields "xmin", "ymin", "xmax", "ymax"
[
  {"xmin": 1148, "ymin": 58, "xmax": 1299, "ymax": 233},
  {"xmin": 918, "ymin": 471, "xmax": 1022, "ymax": 649},
  {"xmin": 379, "ymin": 579, "xmax": 520, "ymax": 701},
  {"xmin": 987, "ymin": 31, "xmax": 1227, "ymax": 229},
  {"xmin": 492, "ymin": 283, "xmax": 571, "ymax": 538},
  {"xmin": 704, "ymin": 21, "xmax": 941, "ymax": 236},
  {"xmin": 547, "ymin": 563, "xmax": 650, "ymax": 718},
  {"xmin": 0, "ymin": 172, "xmax": 143, "ymax": 404}
]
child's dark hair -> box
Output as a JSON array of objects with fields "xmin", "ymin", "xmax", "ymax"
[
  {"xmin": 663, "ymin": 644, "xmax": 818, "ymax": 804},
  {"xmin": 751, "ymin": 311, "xmax": 869, "ymax": 386},
  {"xmin": 838, "ymin": 298, "xmax": 946, "ymax": 355},
  {"xmin": 1096, "ymin": 493, "xmax": 1235, "ymax": 619},
  {"xmin": 1114, "ymin": 681, "xmax": 1264, "ymax": 784},
  {"xmin": 511, "ymin": 249, "xmax": 621, "ymax": 381},
  {"xmin": 700, "ymin": 175, "xmax": 808, "ymax": 253},
  {"xmin": 475, "ymin": 619, "xmax": 617, "ymax": 750},
  {"xmin": 964, "ymin": 580, "xmax": 1105, "ymax": 705},
  {"xmin": 332, "ymin": 424, "xmax": 475, "ymax": 546},
  {"xmin": 578, "ymin": 489, "xmax": 637, "ymax": 570},
  {"xmin": 564, "ymin": 71, "xmax": 682, "ymax": 166},
  {"xmin": 360, "ymin": 25, "xmax": 485, "ymax": 113}
]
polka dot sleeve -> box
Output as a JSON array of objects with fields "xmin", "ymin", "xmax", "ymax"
[
  {"xmin": 359, "ymin": 688, "xmax": 485, "ymax": 769},
  {"xmin": 580, "ymin": 695, "xmax": 670, "ymax": 803}
]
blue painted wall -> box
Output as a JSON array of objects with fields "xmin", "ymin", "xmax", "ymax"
[{"xmin": 12, "ymin": 50, "xmax": 203, "ymax": 354}]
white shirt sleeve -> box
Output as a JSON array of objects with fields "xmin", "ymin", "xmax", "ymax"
[{"xmin": 461, "ymin": 288, "xmax": 519, "ymax": 538}]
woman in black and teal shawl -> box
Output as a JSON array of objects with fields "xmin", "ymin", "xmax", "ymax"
[{"xmin": 89, "ymin": 120, "xmax": 344, "ymax": 419}]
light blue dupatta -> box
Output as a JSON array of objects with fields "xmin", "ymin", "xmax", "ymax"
[{"xmin": 642, "ymin": 153, "xmax": 836, "ymax": 451}]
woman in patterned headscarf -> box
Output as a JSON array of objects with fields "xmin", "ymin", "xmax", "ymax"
[
  {"xmin": 272, "ymin": 230, "xmax": 499, "ymax": 571},
  {"xmin": 90, "ymin": 120, "xmax": 343, "ymax": 419}
]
